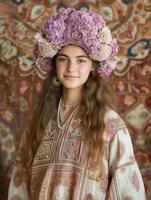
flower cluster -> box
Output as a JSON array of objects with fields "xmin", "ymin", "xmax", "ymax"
[{"xmin": 34, "ymin": 8, "xmax": 119, "ymax": 77}]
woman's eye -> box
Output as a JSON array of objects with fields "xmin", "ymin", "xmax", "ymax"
[
  {"xmin": 77, "ymin": 59, "xmax": 86, "ymax": 63},
  {"xmin": 58, "ymin": 57, "xmax": 67, "ymax": 62}
]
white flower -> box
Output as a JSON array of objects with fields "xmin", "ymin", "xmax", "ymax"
[
  {"xmin": 91, "ymin": 44, "xmax": 112, "ymax": 61},
  {"xmin": 34, "ymin": 33, "xmax": 58, "ymax": 58},
  {"xmin": 98, "ymin": 27, "xmax": 112, "ymax": 43}
]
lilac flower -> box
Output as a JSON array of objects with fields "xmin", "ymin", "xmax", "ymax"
[
  {"xmin": 110, "ymin": 39, "xmax": 119, "ymax": 54},
  {"xmin": 34, "ymin": 8, "xmax": 119, "ymax": 77}
]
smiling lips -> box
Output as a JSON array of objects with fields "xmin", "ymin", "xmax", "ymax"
[{"xmin": 64, "ymin": 75, "xmax": 79, "ymax": 79}]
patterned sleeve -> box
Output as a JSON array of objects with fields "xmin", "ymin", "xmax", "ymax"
[
  {"xmin": 105, "ymin": 110, "xmax": 146, "ymax": 200},
  {"xmin": 8, "ymin": 130, "xmax": 30, "ymax": 200},
  {"xmin": 8, "ymin": 163, "xmax": 29, "ymax": 200}
]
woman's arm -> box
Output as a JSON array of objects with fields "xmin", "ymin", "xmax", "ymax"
[
  {"xmin": 8, "ymin": 130, "xmax": 30, "ymax": 200},
  {"xmin": 105, "ymin": 111, "xmax": 146, "ymax": 200},
  {"xmin": 8, "ymin": 162, "xmax": 29, "ymax": 200}
]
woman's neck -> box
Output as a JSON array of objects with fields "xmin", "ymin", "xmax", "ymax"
[{"xmin": 62, "ymin": 87, "xmax": 82, "ymax": 106}]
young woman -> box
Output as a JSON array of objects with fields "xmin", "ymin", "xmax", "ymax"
[{"xmin": 8, "ymin": 8, "xmax": 146, "ymax": 200}]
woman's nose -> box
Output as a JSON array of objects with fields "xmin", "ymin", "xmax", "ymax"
[{"xmin": 67, "ymin": 61, "xmax": 75, "ymax": 72}]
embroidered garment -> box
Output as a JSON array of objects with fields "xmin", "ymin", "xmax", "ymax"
[{"xmin": 8, "ymin": 109, "xmax": 146, "ymax": 200}]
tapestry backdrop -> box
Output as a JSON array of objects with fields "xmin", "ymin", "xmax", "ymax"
[{"xmin": 0, "ymin": 0, "xmax": 151, "ymax": 199}]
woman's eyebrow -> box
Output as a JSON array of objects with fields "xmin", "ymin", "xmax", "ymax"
[
  {"xmin": 76, "ymin": 55, "xmax": 89, "ymax": 58},
  {"xmin": 57, "ymin": 53, "xmax": 89, "ymax": 58}
]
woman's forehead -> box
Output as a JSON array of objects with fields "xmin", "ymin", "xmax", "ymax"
[{"xmin": 58, "ymin": 44, "xmax": 88, "ymax": 57}]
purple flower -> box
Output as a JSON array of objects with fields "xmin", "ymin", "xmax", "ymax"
[
  {"xmin": 110, "ymin": 39, "xmax": 118, "ymax": 54},
  {"xmin": 34, "ymin": 8, "xmax": 119, "ymax": 77},
  {"xmin": 89, "ymin": 11, "xmax": 105, "ymax": 28}
]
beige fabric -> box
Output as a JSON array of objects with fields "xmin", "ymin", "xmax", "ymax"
[{"xmin": 8, "ymin": 109, "xmax": 146, "ymax": 200}]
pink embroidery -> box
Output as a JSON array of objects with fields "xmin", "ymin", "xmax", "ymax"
[
  {"xmin": 119, "ymin": 166, "xmax": 126, "ymax": 173},
  {"xmin": 118, "ymin": 141, "xmax": 125, "ymax": 161},
  {"xmin": 123, "ymin": 196, "xmax": 134, "ymax": 200},
  {"xmin": 117, "ymin": 155, "xmax": 135, "ymax": 170},
  {"xmin": 51, "ymin": 171, "xmax": 78, "ymax": 188},
  {"xmin": 63, "ymin": 138, "xmax": 81, "ymax": 161},
  {"xmin": 85, "ymin": 193, "xmax": 96, "ymax": 200},
  {"xmin": 99, "ymin": 178, "xmax": 109, "ymax": 192},
  {"xmin": 34, "ymin": 142, "xmax": 51, "ymax": 161},
  {"xmin": 10, "ymin": 195, "xmax": 22, "ymax": 200},
  {"xmin": 43, "ymin": 120, "xmax": 57, "ymax": 139},
  {"xmin": 130, "ymin": 171, "xmax": 140, "ymax": 192},
  {"xmin": 106, "ymin": 117, "xmax": 126, "ymax": 138}
]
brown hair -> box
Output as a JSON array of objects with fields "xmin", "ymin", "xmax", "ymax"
[
  {"xmin": 16, "ymin": 56, "xmax": 117, "ymax": 185},
  {"xmin": 80, "ymin": 61, "xmax": 117, "ymax": 180}
]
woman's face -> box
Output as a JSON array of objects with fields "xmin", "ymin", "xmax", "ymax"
[{"xmin": 56, "ymin": 44, "xmax": 93, "ymax": 90}]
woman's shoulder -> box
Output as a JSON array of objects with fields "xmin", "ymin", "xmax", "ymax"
[
  {"xmin": 103, "ymin": 107, "xmax": 128, "ymax": 140},
  {"xmin": 104, "ymin": 107, "xmax": 123, "ymax": 122}
]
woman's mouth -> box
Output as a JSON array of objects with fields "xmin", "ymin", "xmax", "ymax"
[{"xmin": 64, "ymin": 75, "xmax": 78, "ymax": 79}]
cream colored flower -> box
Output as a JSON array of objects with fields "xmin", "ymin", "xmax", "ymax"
[
  {"xmin": 98, "ymin": 27, "xmax": 112, "ymax": 44},
  {"xmin": 34, "ymin": 33, "xmax": 58, "ymax": 58},
  {"xmin": 91, "ymin": 44, "xmax": 112, "ymax": 61}
]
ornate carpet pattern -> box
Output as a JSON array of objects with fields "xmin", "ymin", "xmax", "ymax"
[{"xmin": 0, "ymin": 0, "xmax": 151, "ymax": 199}]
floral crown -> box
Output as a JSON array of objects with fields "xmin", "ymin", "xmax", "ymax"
[{"xmin": 34, "ymin": 8, "xmax": 119, "ymax": 77}]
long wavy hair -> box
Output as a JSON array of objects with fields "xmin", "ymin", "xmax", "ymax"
[{"xmin": 16, "ymin": 55, "xmax": 117, "ymax": 187}]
